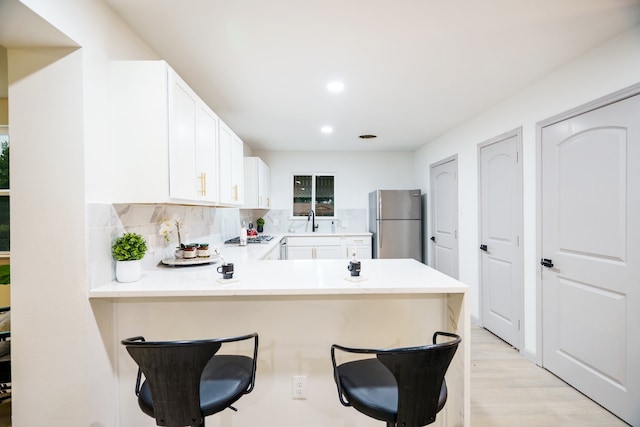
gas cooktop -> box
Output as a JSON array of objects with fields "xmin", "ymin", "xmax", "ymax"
[{"xmin": 224, "ymin": 235, "xmax": 274, "ymax": 244}]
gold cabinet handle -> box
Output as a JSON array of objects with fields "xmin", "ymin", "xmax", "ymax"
[
  {"xmin": 267, "ymin": 197, "xmax": 270, "ymax": 207},
  {"xmin": 233, "ymin": 184, "xmax": 238, "ymax": 201},
  {"xmin": 198, "ymin": 173, "xmax": 207, "ymax": 196},
  {"xmin": 260, "ymin": 195, "xmax": 263, "ymax": 207}
]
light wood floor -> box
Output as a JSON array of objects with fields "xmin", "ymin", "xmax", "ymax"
[{"xmin": 471, "ymin": 325, "xmax": 629, "ymax": 426}]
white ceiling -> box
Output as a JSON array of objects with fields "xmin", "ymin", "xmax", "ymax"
[
  {"xmin": 14, "ymin": 0, "xmax": 640, "ymax": 151},
  {"xmin": 0, "ymin": 0, "xmax": 79, "ymax": 98}
]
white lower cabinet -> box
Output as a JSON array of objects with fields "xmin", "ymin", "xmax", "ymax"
[
  {"xmin": 340, "ymin": 236, "xmax": 372, "ymax": 259},
  {"xmin": 285, "ymin": 236, "xmax": 342, "ymax": 260},
  {"xmin": 262, "ymin": 245, "xmax": 280, "ymax": 260},
  {"xmin": 285, "ymin": 235, "xmax": 371, "ymax": 260},
  {"xmin": 287, "ymin": 245, "xmax": 342, "ymax": 260}
]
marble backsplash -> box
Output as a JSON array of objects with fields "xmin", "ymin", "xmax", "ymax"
[{"xmin": 87, "ymin": 203, "xmax": 367, "ymax": 289}]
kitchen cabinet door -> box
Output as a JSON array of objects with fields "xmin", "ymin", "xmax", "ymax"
[
  {"xmin": 341, "ymin": 236, "xmax": 372, "ymax": 259},
  {"xmin": 219, "ymin": 121, "xmax": 244, "ymax": 206},
  {"xmin": 244, "ymin": 157, "xmax": 271, "ymax": 209},
  {"xmin": 286, "ymin": 245, "xmax": 341, "ymax": 260},
  {"xmin": 262, "ymin": 245, "xmax": 281, "ymax": 260},
  {"xmin": 314, "ymin": 245, "xmax": 342, "ymax": 259},
  {"xmin": 168, "ymin": 71, "xmax": 198, "ymax": 201},
  {"xmin": 285, "ymin": 236, "xmax": 342, "ymax": 260},
  {"xmin": 259, "ymin": 159, "xmax": 270, "ymax": 208},
  {"xmin": 195, "ymin": 104, "xmax": 219, "ymax": 203},
  {"xmin": 286, "ymin": 246, "xmax": 314, "ymax": 260}
]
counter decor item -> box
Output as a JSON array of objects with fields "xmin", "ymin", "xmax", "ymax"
[
  {"xmin": 182, "ymin": 244, "xmax": 197, "ymax": 259},
  {"xmin": 159, "ymin": 216, "xmax": 184, "ymax": 260},
  {"xmin": 112, "ymin": 232, "xmax": 148, "ymax": 283},
  {"xmin": 345, "ymin": 247, "xmax": 366, "ymax": 282},
  {"xmin": 197, "ymin": 243, "xmax": 210, "ymax": 258},
  {"xmin": 239, "ymin": 227, "xmax": 247, "ymax": 246},
  {"xmin": 256, "ymin": 217, "xmax": 265, "ymax": 233},
  {"xmin": 161, "ymin": 244, "xmax": 219, "ymax": 266}
]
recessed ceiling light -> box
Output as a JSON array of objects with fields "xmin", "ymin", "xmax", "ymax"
[
  {"xmin": 321, "ymin": 126, "xmax": 333, "ymax": 134},
  {"xmin": 327, "ymin": 81, "xmax": 344, "ymax": 93},
  {"xmin": 359, "ymin": 134, "xmax": 377, "ymax": 140}
]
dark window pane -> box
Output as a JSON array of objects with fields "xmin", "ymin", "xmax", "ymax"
[
  {"xmin": 293, "ymin": 175, "xmax": 312, "ymax": 216},
  {"xmin": 0, "ymin": 136, "xmax": 7, "ymax": 190},
  {"xmin": 315, "ymin": 175, "xmax": 334, "ymax": 217},
  {"xmin": 0, "ymin": 196, "xmax": 9, "ymax": 251}
]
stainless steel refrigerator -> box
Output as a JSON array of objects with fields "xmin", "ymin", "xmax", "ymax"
[{"xmin": 369, "ymin": 189, "xmax": 423, "ymax": 262}]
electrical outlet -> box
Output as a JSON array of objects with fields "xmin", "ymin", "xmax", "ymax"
[{"xmin": 292, "ymin": 375, "xmax": 307, "ymax": 399}]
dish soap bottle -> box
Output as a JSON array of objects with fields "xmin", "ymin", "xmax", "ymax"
[{"xmin": 239, "ymin": 226, "xmax": 247, "ymax": 246}]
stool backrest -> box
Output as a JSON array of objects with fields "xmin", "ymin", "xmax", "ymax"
[
  {"xmin": 377, "ymin": 333, "xmax": 460, "ymax": 426},
  {"xmin": 123, "ymin": 339, "xmax": 222, "ymax": 427}
]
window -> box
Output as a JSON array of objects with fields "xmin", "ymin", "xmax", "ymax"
[
  {"xmin": 0, "ymin": 127, "xmax": 8, "ymax": 254},
  {"xmin": 292, "ymin": 174, "xmax": 334, "ymax": 217}
]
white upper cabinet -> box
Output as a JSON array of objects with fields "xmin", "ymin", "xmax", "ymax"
[
  {"xmin": 243, "ymin": 157, "xmax": 271, "ymax": 209},
  {"xmin": 107, "ymin": 60, "xmax": 226, "ymax": 205},
  {"xmin": 218, "ymin": 121, "xmax": 244, "ymax": 206}
]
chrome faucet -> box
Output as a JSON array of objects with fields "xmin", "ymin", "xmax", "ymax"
[{"xmin": 307, "ymin": 209, "xmax": 319, "ymax": 232}]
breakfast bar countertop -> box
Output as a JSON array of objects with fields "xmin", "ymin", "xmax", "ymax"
[{"xmin": 89, "ymin": 258, "xmax": 468, "ymax": 299}]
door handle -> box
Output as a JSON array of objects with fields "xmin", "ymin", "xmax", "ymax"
[
  {"xmin": 540, "ymin": 258, "xmax": 554, "ymax": 268},
  {"xmin": 480, "ymin": 244, "xmax": 487, "ymax": 251},
  {"xmin": 430, "ymin": 236, "xmax": 436, "ymax": 243}
]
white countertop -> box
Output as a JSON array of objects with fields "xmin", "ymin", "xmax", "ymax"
[
  {"xmin": 217, "ymin": 234, "xmax": 283, "ymax": 262},
  {"xmin": 89, "ymin": 258, "xmax": 467, "ymax": 298},
  {"xmin": 217, "ymin": 232, "xmax": 372, "ymax": 262}
]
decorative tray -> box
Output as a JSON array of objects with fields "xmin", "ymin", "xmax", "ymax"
[{"xmin": 161, "ymin": 256, "xmax": 221, "ymax": 267}]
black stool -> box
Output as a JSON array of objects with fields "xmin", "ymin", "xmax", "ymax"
[
  {"xmin": 331, "ymin": 331, "xmax": 461, "ymax": 427},
  {"xmin": 122, "ymin": 332, "xmax": 258, "ymax": 427}
]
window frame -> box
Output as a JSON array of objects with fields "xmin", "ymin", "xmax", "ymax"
[{"xmin": 290, "ymin": 172, "xmax": 336, "ymax": 219}]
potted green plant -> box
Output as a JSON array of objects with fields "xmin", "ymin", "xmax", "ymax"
[
  {"xmin": 112, "ymin": 232, "xmax": 147, "ymax": 282},
  {"xmin": 256, "ymin": 217, "xmax": 265, "ymax": 233}
]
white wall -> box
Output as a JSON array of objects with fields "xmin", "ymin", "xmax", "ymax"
[
  {"xmin": 7, "ymin": 0, "xmax": 158, "ymax": 425},
  {"xmin": 413, "ymin": 25, "xmax": 640, "ymax": 357},
  {"xmin": 256, "ymin": 150, "xmax": 416, "ymax": 210}
]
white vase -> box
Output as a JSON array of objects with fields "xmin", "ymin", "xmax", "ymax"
[{"xmin": 115, "ymin": 260, "xmax": 142, "ymax": 283}]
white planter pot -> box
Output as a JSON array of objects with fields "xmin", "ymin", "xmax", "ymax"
[{"xmin": 115, "ymin": 260, "xmax": 142, "ymax": 283}]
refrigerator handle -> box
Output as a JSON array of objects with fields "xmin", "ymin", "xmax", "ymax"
[{"xmin": 377, "ymin": 221, "xmax": 382, "ymax": 250}]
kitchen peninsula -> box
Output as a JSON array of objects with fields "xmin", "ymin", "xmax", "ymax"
[{"xmin": 90, "ymin": 258, "xmax": 470, "ymax": 427}]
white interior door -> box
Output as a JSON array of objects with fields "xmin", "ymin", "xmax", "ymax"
[
  {"xmin": 541, "ymin": 93, "xmax": 640, "ymax": 425},
  {"xmin": 479, "ymin": 130, "xmax": 523, "ymax": 348},
  {"xmin": 430, "ymin": 157, "xmax": 459, "ymax": 279}
]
